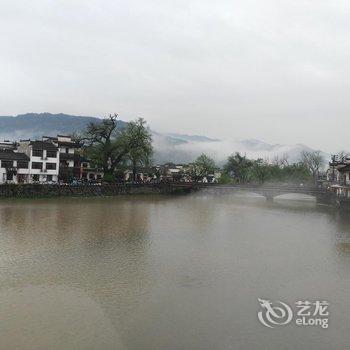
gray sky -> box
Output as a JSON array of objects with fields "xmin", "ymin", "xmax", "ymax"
[{"xmin": 1, "ymin": 0, "xmax": 349, "ymax": 151}]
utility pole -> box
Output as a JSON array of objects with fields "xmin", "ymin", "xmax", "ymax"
[{"xmin": 331, "ymin": 154, "xmax": 336, "ymax": 183}]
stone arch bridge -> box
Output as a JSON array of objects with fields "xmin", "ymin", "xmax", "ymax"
[{"xmin": 167, "ymin": 183, "xmax": 336, "ymax": 205}]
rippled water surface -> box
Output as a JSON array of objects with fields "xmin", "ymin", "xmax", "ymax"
[{"xmin": 1, "ymin": 192, "xmax": 350, "ymax": 350}]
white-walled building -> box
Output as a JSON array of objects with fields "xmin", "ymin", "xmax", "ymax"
[
  {"xmin": 43, "ymin": 135, "xmax": 81, "ymax": 182},
  {"xmin": 338, "ymin": 165, "xmax": 350, "ymax": 186},
  {"xmin": 327, "ymin": 157, "xmax": 350, "ymax": 185},
  {"xmin": 18, "ymin": 140, "xmax": 59, "ymax": 183},
  {"xmin": 0, "ymin": 150, "xmax": 30, "ymax": 184}
]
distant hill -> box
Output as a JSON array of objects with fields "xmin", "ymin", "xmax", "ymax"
[
  {"xmin": 0, "ymin": 113, "xmax": 127, "ymax": 140},
  {"xmin": 0, "ymin": 113, "xmax": 327, "ymax": 164},
  {"xmin": 163, "ymin": 133, "xmax": 219, "ymax": 143}
]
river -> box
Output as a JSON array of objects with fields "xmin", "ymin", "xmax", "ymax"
[{"xmin": 0, "ymin": 192, "xmax": 350, "ymax": 349}]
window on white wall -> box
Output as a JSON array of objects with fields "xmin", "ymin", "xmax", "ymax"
[{"xmin": 32, "ymin": 149, "xmax": 43, "ymax": 157}]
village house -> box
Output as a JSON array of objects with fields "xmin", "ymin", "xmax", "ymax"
[
  {"xmin": 79, "ymin": 157, "xmax": 104, "ymax": 182},
  {"xmin": 338, "ymin": 164, "xmax": 350, "ymax": 186},
  {"xmin": 203, "ymin": 171, "xmax": 221, "ymax": 183},
  {"xmin": 0, "ymin": 135, "xmax": 104, "ymax": 184},
  {"xmin": 161, "ymin": 163, "xmax": 184, "ymax": 181},
  {"xmin": 0, "ymin": 150, "xmax": 30, "ymax": 184},
  {"xmin": 325, "ymin": 156, "xmax": 350, "ymax": 200},
  {"xmin": 43, "ymin": 135, "xmax": 81, "ymax": 183},
  {"xmin": 0, "ymin": 140, "xmax": 16, "ymax": 150},
  {"xmin": 327, "ymin": 156, "xmax": 350, "ymax": 185},
  {"xmin": 124, "ymin": 166, "xmax": 159, "ymax": 182},
  {"xmin": 17, "ymin": 140, "xmax": 60, "ymax": 183}
]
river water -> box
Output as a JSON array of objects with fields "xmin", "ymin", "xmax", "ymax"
[{"xmin": 0, "ymin": 192, "xmax": 350, "ymax": 350}]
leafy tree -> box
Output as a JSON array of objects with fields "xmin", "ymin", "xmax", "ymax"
[
  {"xmin": 281, "ymin": 162, "xmax": 312, "ymax": 183},
  {"xmin": 223, "ymin": 152, "xmax": 313, "ymax": 185},
  {"xmin": 124, "ymin": 118, "xmax": 153, "ymax": 181},
  {"xmin": 83, "ymin": 114, "xmax": 153, "ymax": 182},
  {"xmin": 218, "ymin": 173, "xmax": 232, "ymax": 184},
  {"xmin": 223, "ymin": 152, "xmax": 253, "ymax": 183},
  {"xmin": 250, "ymin": 159, "xmax": 274, "ymax": 183},
  {"xmin": 188, "ymin": 154, "xmax": 217, "ymax": 182}
]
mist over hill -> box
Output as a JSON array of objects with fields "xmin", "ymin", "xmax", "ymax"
[
  {"xmin": 152, "ymin": 135, "xmax": 328, "ymax": 165},
  {"xmin": 0, "ymin": 113, "xmax": 327, "ymax": 164}
]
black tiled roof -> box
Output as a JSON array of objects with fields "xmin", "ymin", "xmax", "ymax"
[
  {"xmin": 30, "ymin": 141, "xmax": 57, "ymax": 151},
  {"xmin": 0, "ymin": 150, "xmax": 29, "ymax": 161},
  {"xmin": 339, "ymin": 164, "xmax": 350, "ymax": 172},
  {"xmin": 57, "ymin": 141, "xmax": 81, "ymax": 147}
]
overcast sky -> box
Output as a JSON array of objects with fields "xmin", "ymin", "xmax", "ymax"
[{"xmin": 0, "ymin": 0, "xmax": 349, "ymax": 151}]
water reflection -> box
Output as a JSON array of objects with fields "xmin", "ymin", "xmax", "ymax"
[
  {"xmin": 0, "ymin": 194, "xmax": 350, "ymax": 349},
  {"xmin": 330, "ymin": 212, "xmax": 350, "ymax": 253}
]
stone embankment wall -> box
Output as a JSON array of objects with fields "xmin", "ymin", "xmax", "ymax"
[{"xmin": 0, "ymin": 183, "xmax": 192, "ymax": 199}]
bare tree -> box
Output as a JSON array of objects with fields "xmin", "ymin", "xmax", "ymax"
[
  {"xmin": 83, "ymin": 114, "xmax": 128, "ymax": 178},
  {"xmin": 336, "ymin": 150, "xmax": 350, "ymax": 163},
  {"xmin": 280, "ymin": 153, "xmax": 290, "ymax": 167},
  {"xmin": 272, "ymin": 153, "xmax": 289, "ymax": 167},
  {"xmin": 300, "ymin": 150, "xmax": 325, "ymax": 184}
]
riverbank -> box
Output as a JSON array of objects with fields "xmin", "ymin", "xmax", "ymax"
[{"xmin": 0, "ymin": 183, "xmax": 193, "ymax": 199}]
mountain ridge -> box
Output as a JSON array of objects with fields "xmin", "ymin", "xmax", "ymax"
[{"xmin": 0, "ymin": 113, "xmax": 327, "ymax": 164}]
